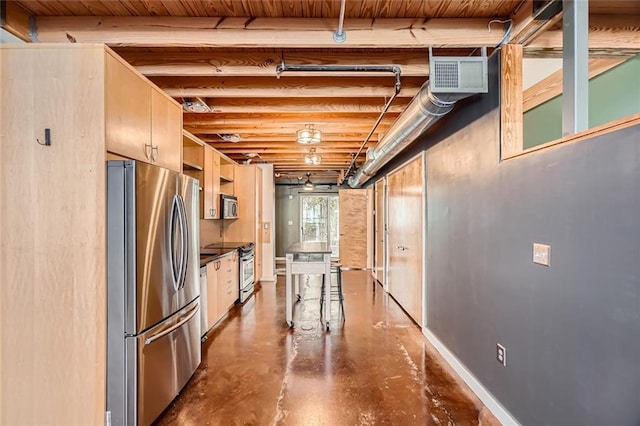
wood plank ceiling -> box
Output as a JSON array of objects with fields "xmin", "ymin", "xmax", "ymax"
[{"xmin": 14, "ymin": 0, "xmax": 640, "ymax": 183}]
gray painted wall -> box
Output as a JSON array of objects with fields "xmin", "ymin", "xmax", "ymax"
[{"xmin": 372, "ymin": 52, "xmax": 640, "ymax": 424}]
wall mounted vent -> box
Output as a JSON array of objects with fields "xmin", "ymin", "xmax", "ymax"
[{"xmin": 429, "ymin": 56, "xmax": 488, "ymax": 93}]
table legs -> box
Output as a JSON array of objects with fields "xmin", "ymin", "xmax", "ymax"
[
  {"xmin": 284, "ymin": 254, "xmax": 332, "ymax": 330},
  {"xmin": 323, "ymin": 254, "xmax": 331, "ymax": 330},
  {"xmin": 285, "ymin": 253, "xmax": 293, "ymax": 327}
]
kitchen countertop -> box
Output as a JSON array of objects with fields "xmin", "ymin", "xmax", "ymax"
[{"xmin": 200, "ymin": 248, "xmax": 237, "ymax": 268}]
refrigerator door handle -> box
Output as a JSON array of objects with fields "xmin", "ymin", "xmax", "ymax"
[
  {"xmin": 170, "ymin": 195, "xmax": 182, "ymax": 292},
  {"xmin": 177, "ymin": 195, "xmax": 189, "ymax": 290},
  {"xmin": 144, "ymin": 302, "xmax": 200, "ymax": 345}
]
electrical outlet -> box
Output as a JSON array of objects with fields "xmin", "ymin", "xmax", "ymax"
[
  {"xmin": 288, "ymin": 220, "xmax": 293, "ymax": 226},
  {"xmin": 496, "ymin": 343, "xmax": 507, "ymax": 366},
  {"xmin": 533, "ymin": 243, "xmax": 551, "ymax": 266}
]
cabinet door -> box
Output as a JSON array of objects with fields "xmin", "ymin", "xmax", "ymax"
[
  {"xmin": 216, "ymin": 258, "xmax": 233, "ymax": 315},
  {"xmin": 105, "ymin": 53, "xmax": 151, "ymax": 162},
  {"xmin": 203, "ymin": 148, "xmax": 221, "ymax": 219},
  {"xmin": 205, "ymin": 261, "xmax": 219, "ymax": 331},
  {"xmin": 150, "ymin": 88, "xmax": 182, "ymax": 172}
]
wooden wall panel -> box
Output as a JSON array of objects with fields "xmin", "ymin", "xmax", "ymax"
[
  {"xmin": 500, "ymin": 44, "xmax": 524, "ymax": 159},
  {"xmin": 387, "ymin": 154, "xmax": 424, "ymax": 325},
  {"xmin": 338, "ymin": 189, "xmax": 368, "ymax": 268},
  {"xmin": 374, "ymin": 178, "xmax": 386, "ymax": 285},
  {"xmin": 0, "ymin": 45, "xmax": 106, "ymax": 425}
]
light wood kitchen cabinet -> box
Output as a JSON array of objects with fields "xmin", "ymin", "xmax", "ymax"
[
  {"xmin": 105, "ymin": 52, "xmax": 151, "ymax": 163},
  {"xmin": 227, "ymin": 165, "xmax": 263, "ymax": 281},
  {"xmin": 205, "ymin": 252, "xmax": 239, "ymax": 331},
  {"xmin": 220, "ymin": 160, "xmax": 236, "ymax": 196},
  {"xmin": 150, "ymin": 87, "xmax": 182, "ymax": 171},
  {"xmin": 203, "ymin": 147, "xmax": 221, "ymax": 219},
  {"xmin": 105, "ymin": 51, "xmax": 182, "ymax": 172},
  {"xmin": 205, "ymin": 259, "xmax": 220, "ymax": 331},
  {"xmin": 217, "ymin": 252, "xmax": 239, "ymax": 315},
  {"xmin": 1, "ymin": 44, "xmax": 187, "ymax": 425}
]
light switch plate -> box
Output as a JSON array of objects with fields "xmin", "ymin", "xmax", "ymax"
[
  {"xmin": 288, "ymin": 220, "xmax": 293, "ymax": 226},
  {"xmin": 533, "ymin": 243, "xmax": 551, "ymax": 266}
]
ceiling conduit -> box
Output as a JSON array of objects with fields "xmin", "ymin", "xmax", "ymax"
[{"xmin": 347, "ymin": 52, "xmax": 489, "ymax": 188}]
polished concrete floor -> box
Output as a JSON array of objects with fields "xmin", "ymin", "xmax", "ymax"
[{"xmin": 156, "ymin": 271, "xmax": 498, "ymax": 425}]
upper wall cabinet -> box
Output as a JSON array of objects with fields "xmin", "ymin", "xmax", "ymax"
[
  {"xmin": 150, "ymin": 88, "xmax": 182, "ymax": 171},
  {"xmin": 105, "ymin": 51, "xmax": 182, "ymax": 172}
]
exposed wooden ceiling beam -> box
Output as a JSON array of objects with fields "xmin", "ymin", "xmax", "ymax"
[
  {"xmin": 35, "ymin": 17, "xmax": 504, "ymax": 48},
  {"xmin": 191, "ymin": 98, "xmax": 410, "ymax": 114},
  {"xmin": 525, "ymin": 16, "xmax": 640, "ymax": 53},
  {"xmin": 154, "ymin": 76, "xmax": 425, "ymax": 98},
  {"xmin": 186, "ymin": 121, "xmax": 392, "ymax": 134},
  {"xmin": 184, "ymin": 112, "xmax": 400, "ymax": 123},
  {"xmin": 200, "ymin": 133, "xmax": 380, "ymax": 143},
  {"xmin": 508, "ymin": 0, "xmax": 563, "ymax": 45},
  {"xmin": 216, "ymin": 147, "xmax": 368, "ymax": 154},
  {"xmin": 1, "ymin": 0, "xmax": 33, "ymax": 42},
  {"xmin": 119, "ymin": 51, "xmax": 430, "ymax": 77}
]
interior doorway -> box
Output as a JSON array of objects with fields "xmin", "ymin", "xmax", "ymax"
[{"xmin": 300, "ymin": 195, "xmax": 339, "ymax": 257}]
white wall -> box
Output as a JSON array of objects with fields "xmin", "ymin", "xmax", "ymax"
[{"xmin": 258, "ymin": 164, "xmax": 276, "ymax": 281}]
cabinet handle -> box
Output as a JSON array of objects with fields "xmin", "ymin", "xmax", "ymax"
[
  {"xmin": 151, "ymin": 145, "xmax": 159, "ymax": 162},
  {"xmin": 144, "ymin": 143, "xmax": 153, "ymax": 160}
]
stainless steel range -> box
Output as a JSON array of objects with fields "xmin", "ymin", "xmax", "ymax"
[
  {"xmin": 203, "ymin": 242, "xmax": 255, "ymax": 303},
  {"xmin": 238, "ymin": 244, "xmax": 256, "ymax": 303}
]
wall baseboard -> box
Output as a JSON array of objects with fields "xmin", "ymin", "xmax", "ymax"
[{"xmin": 422, "ymin": 328, "xmax": 520, "ymax": 426}]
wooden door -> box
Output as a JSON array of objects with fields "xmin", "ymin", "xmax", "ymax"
[
  {"xmin": 387, "ymin": 155, "xmax": 424, "ymax": 325},
  {"xmin": 374, "ymin": 178, "xmax": 386, "ymax": 285},
  {"xmin": 338, "ymin": 189, "xmax": 369, "ymax": 268}
]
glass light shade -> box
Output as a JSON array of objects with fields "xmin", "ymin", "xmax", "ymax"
[
  {"xmin": 297, "ymin": 125, "xmax": 322, "ymax": 144},
  {"xmin": 303, "ymin": 153, "xmax": 322, "ymax": 165}
]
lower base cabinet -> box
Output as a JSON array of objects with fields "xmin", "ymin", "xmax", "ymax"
[{"xmin": 205, "ymin": 251, "xmax": 239, "ymax": 332}]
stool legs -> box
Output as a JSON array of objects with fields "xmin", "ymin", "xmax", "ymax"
[{"xmin": 320, "ymin": 267, "xmax": 345, "ymax": 322}]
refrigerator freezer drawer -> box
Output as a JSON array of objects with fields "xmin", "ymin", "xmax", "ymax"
[
  {"xmin": 117, "ymin": 298, "xmax": 201, "ymax": 426},
  {"xmin": 136, "ymin": 298, "xmax": 201, "ymax": 425}
]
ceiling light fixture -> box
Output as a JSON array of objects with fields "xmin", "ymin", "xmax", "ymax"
[
  {"xmin": 217, "ymin": 133, "xmax": 242, "ymax": 143},
  {"xmin": 303, "ymin": 148, "xmax": 322, "ymax": 165},
  {"xmin": 303, "ymin": 173, "xmax": 314, "ymax": 191},
  {"xmin": 296, "ymin": 124, "xmax": 322, "ymax": 144},
  {"xmin": 182, "ymin": 97, "xmax": 211, "ymax": 113}
]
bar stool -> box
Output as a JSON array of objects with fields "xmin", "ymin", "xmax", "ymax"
[{"xmin": 320, "ymin": 259, "xmax": 345, "ymax": 321}]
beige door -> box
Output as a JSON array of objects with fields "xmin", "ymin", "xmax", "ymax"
[
  {"xmin": 374, "ymin": 178, "xmax": 386, "ymax": 285},
  {"xmin": 387, "ymin": 155, "xmax": 424, "ymax": 325},
  {"xmin": 338, "ymin": 189, "xmax": 369, "ymax": 268}
]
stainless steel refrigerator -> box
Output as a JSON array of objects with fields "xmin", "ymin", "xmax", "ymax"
[{"xmin": 106, "ymin": 160, "xmax": 201, "ymax": 426}]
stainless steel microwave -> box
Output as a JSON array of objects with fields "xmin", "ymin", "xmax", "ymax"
[{"xmin": 221, "ymin": 194, "xmax": 238, "ymax": 219}]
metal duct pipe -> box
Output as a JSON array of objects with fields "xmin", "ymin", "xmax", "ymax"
[{"xmin": 347, "ymin": 83, "xmax": 474, "ymax": 188}]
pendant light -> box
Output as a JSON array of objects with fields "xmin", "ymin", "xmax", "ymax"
[
  {"xmin": 303, "ymin": 148, "xmax": 322, "ymax": 165},
  {"xmin": 297, "ymin": 124, "xmax": 322, "ymax": 144}
]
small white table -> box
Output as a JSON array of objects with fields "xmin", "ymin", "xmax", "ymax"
[{"xmin": 285, "ymin": 242, "xmax": 332, "ymax": 330}]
